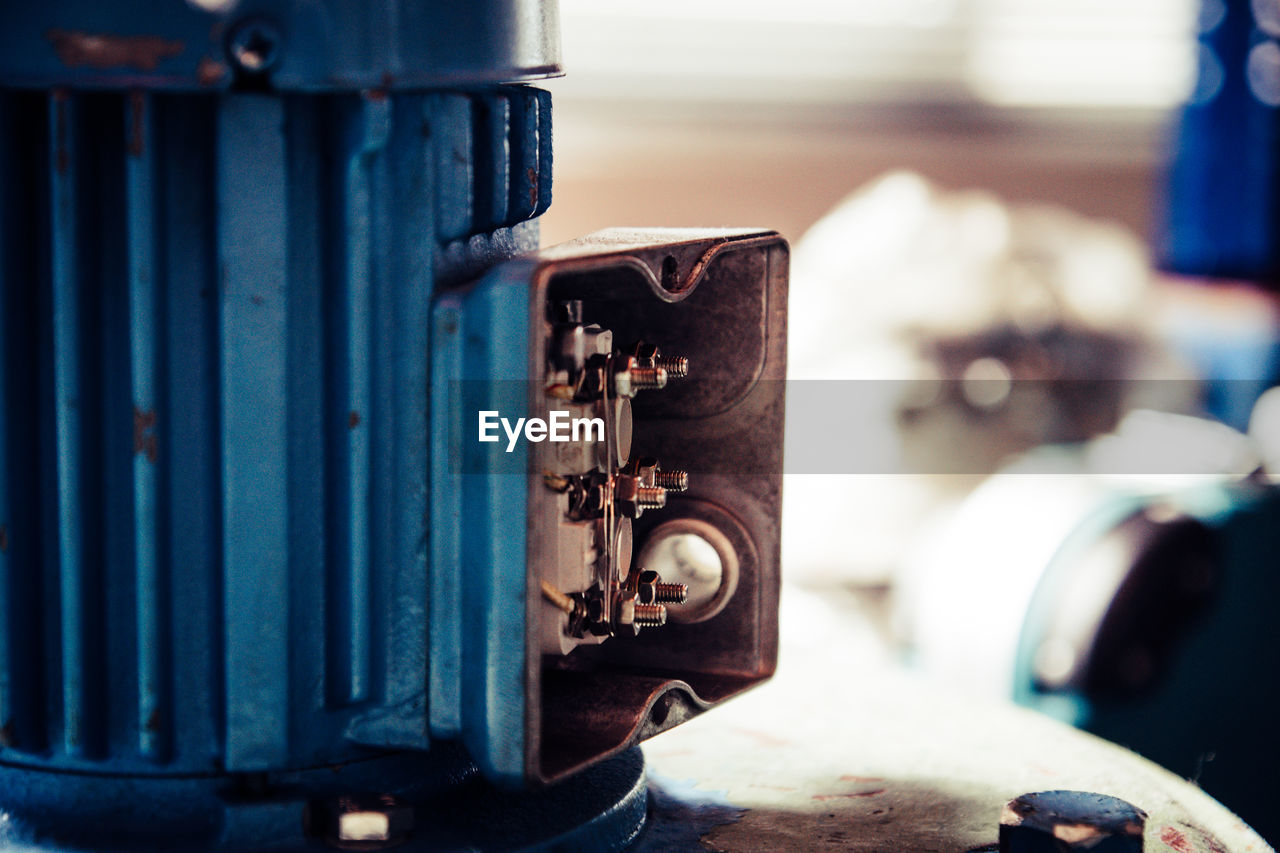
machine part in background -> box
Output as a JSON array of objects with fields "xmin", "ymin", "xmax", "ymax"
[
  {"xmin": 901, "ymin": 411, "xmax": 1280, "ymax": 844},
  {"xmin": 1160, "ymin": 0, "xmax": 1280, "ymax": 288},
  {"xmin": 1022, "ymin": 508, "xmax": 1219, "ymax": 701},
  {"xmin": 430, "ymin": 228, "xmax": 787, "ymax": 787},
  {"xmin": 1155, "ymin": 0, "xmax": 1280, "ymax": 430},
  {"xmin": 1018, "ymin": 481, "xmax": 1280, "ymax": 846},
  {"xmin": 783, "ymin": 170, "xmax": 1189, "ymax": 589}
]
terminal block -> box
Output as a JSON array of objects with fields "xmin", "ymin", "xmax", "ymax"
[{"xmin": 430, "ymin": 228, "xmax": 788, "ymax": 784}]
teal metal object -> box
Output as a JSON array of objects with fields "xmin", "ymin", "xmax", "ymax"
[
  {"xmin": 1015, "ymin": 482, "xmax": 1280, "ymax": 844},
  {"xmin": 0, "ymin": 84, "xmax": 546, "ymax": 776},
  {"xmin": 0, "ymin": 0, "xmax": 663, "ymax": 845},
  {"xmin": 428, "ymin": 263, "xmax": 534, "ymax": 787}
]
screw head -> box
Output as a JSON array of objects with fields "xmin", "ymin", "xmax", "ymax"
[
  {"xmin": 1000, "ymin": 791, "xmax": 1146, "ymax": 852},
  {"xmin": 227, "ymin": 19, "xmax": 282, "ymax": 74}
]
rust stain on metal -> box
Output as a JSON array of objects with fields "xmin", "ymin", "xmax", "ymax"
[
  {"xmin": 348, "ymin": 411, "xmax": 361, "ymax": 429},
  {"xmin": 196, "ymin": 57, "xmax": 227, "ymax": 87},
  {"xmin": 0, "ymin": 525, "xmax": 7, "ymax": 553},
  {"xmin": 0, "ymin": 720, "xmax": 13, "ymax": 748},
  {"xmin": 46, "ymin": 29, "xmax": 184, "ymax": 72},
  {"xmin": 812, "ymin": 788, "xmax": 885, "ymax": 801},
  {"xmin": 145, "ymin": 709, "xmax": 162, "ymax": 733},
  {"xmin": 133, "ymin": 406, "xmax": 158, "ymax": 463},
  {"xmin": 128, "ymin": 91, "xmax": 145, "ymax": 158},
  {"xmin": 838, "ymin": 774, "xmax": 884, "ymax": 783},
  {"xmin": 730, "ymin": 726, "xmax": 791, "ymax": 748},
  {"xmin": 1160, "ymin": 826, "xmax": 1194, "ymax": 852},
  {"xmin": 527, "ymin": 166, "xmax": 538, "ymax": 208}
]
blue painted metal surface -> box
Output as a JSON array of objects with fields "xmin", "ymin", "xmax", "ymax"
[
  {"xmin": 428, "ymin": 260, "xmax": 537, "ymax": 788},
  {"xmin": 0, "ymin": 1, "xmax": 562, "ymax": 92},
  {"xmin": 0, "ymin": 76, "xmax": 555, "ymax": 842}
]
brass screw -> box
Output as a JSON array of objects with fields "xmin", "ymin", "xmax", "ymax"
[
  {"xmin": 652, "ymin": 582, "xmax": 688, "ymax": 605},
  {"xmin": 636, "ymin": 486, "xmax": 666, "ymax": 510},
  {"xmin": 628, "ymin": 365, "xmax": 667, "ymax": 390},
  {"xmin": 540, "ymin": 580, "xmax": 576, "ymax": 615},
  {"xmin": 633, "ymin": 604, "xmax": 667, "ymax": 627},
  {"xmin": 654, "ymin": 470, "xmax": 689, "ymax": 492},
  {"xmin": 654, "ymin": 356, "xmax": 689, "ymax": 379}
]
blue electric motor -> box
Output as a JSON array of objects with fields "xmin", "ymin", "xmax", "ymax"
[{"xmin": 0, "ymin": 2, "xmax": 788, "ymax": 850}]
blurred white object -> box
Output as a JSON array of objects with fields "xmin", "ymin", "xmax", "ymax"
[
  {"xmin": 554, "ymin": 0, "xmax": 1195, "ymax": 109},
  {"xmin": 898, "ymin": 407, "xmax": 1260, "ymax": 700},
  {"xmin": 1249, "ymin": 385, "xmax": 1280, "ymax": 481},
  {"xmin": 789, "ymin": 171, "xmax": 1152, "ymax": 380},
  {"xmin": 784, "ymin": 171, "xmax": 1183, "ymax": 585}
]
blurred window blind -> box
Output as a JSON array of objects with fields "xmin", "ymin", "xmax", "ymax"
[{"xmin": 555, "ymin": 0, "xmax": 1197, "ymax": 109}]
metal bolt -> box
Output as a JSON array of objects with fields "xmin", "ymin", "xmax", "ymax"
[
  {"xmin": 633, "ymin": 603, "xmax": 667, "ymax": 627},
  {"xmin": 615, "ymin": 476, "xmax": 666, "ymax": 518},
  {"xmin": 634, "ymin": 569, "xmax": 688, "ymax": 608},
  {"xmin": 628, "ymin": 366, "xmax": 666, "ymax": 390},
  {"xmin": 652, "ymin": 582, "xmax": 688, "ymax": 604},
  {"xmin": 615, "ymin": 590, "xmax": 666, "ymax": 631},
  {"xmin": 326, "ymin": 794, "xmax": 413, "ymax": 847},
  {"xmin": 654, "ymin": 469, "xmax": 689, "ymax": 492},
  {"xmin": 631, "ymin": 342, "xmax": 688, "ymax": 380},
  {"xmin": 1000, "ymin": 791, "xmax": 1146, "ymax": 852},
  {"xmin": 227, "ymin": 19, "xmax": 281, "ymax": 74},
  {"xmin": 614, "ymin": 358, "xmax": 667, "ymax": 397},
  {"xmin": 654, "ymin": 356, "xmax": 689, "ymax": 379},
  {"xmin": 636, "ymin": 486, "xmax": 666, "ymax": 509}
]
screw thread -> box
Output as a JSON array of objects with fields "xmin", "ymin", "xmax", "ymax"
[
  {"xmin": 628, "ymin": 366, "xmax": 667, "ymax": 390},
  {"xmin": 653, "ymin": 582, "xmax": 688, "ymax": 605},
  {"xmin": 636, "ymin": 486, "xmax": 667, "ymax": 509},
  {"xmin": 654, "ymin": 470, "xmax": 689, "ymax": 492},
  {"xmin": 633, "ymin": 604, "xmax": 667, "ymax": 627},
  {"xmin": 654, "ymin": 356, "xmax": 689, "ymax": 379}
]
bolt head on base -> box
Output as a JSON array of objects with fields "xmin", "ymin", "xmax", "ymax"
[{"xmin": 1000, "ymin": 791, "xmax": 1146, "ymax": 852}]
